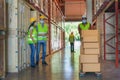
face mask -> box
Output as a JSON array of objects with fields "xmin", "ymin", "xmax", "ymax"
[
  {"xmin": 82, "ymin": 20, "xmax": 87, "ymax": 24},
  {"xmin": 40, "ymin": 20, "xmax": 44, "ymax": 24}
]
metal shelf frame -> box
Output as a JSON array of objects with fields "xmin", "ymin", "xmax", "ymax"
[
  {"xmin": 94, "ymin": 0, "xmax": 120, "ymax": 68},
  {"xmin": 103, "ymin": 0, "xmax": 119, "ymax": 68}
]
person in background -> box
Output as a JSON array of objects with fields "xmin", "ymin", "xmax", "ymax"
[
  {"xmin": 27, "ymin": 18, "xmax": 37, "ymax": 68},
  {"xmin": 36, "ymin": 15, "xmax": 48, "ymax": 65},
  {"xmin": 78, "ymin": 16, "xmax": 91, "ymax": 40},
  {"xmin": 69, "ymin": 32, "xmax": 75, "ymax": 52}
]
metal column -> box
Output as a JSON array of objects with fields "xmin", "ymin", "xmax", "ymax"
[
  {"xmin": 48, "ymin": 0, "xmax": 51, "ymax": 55},
  {"xmin": 103, "ymin": 13, "xmax": 115, "ymax": 60},
  {"xmin": 115, "ymin": 0, "xmax": 119, "ymax": 68},
  {"xmin": 103, "ymin": 13, "xmax": 106, "ymax": 60}
]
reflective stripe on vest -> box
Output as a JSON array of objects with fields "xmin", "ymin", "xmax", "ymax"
[
  {"xmin": 38, "ymin": 32, "xmax": 46, "ymax": 35},
  {"xmin": 27, "ymin": 27, "xmax": 37, "ymax": 44},
  {"xmin": 79, "ymin": 22, "xmax": 90, "ymax": 30},
  {"xmin": 37, "ymin": 23, "xmax": 48, "ymax": 41}
]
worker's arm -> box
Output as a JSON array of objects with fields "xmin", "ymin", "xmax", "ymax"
[
  {"xmin": 78, "ymin": 24, "xmax": 81, "ymax": 35},
  {"xmin": 78, "ymin": 24, "xmax": 83, "ymax": 41},
  {"xmin": 73, "ymin": 35, "xmax": 75, "ymax": 42},
  {"xmin": 89, "ymin": 23, "xmax": 92, "ymax": 30},
  {"xmin": 46, "ymin": 32, "xmax": 48, "ymax": 38},
  {"xmin": 46, "ymin": 25, "xmax": 49, "ymax": 38},
  {"xmin": 78, "ymin": 24, "xmax": 82, "ymax": 36},
  {"xmin": 30, "ymin": 28, "xmax": 35, "ymax": 43}
]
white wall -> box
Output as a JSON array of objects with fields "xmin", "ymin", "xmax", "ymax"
[
  {"xmin": 7, "ymin": 0, "xmax": 18, "ymax": 72},
  {"xmin": 7, "ymin": 0, "xmax": 38, "ymax": 73}
]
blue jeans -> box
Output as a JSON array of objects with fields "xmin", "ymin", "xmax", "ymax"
[
  {"xmin": 29, "ymin": 44, "xmax": 36, "ymax": 66},
  {"xmin": 70, "ymin": 43, "xmax": 74, "ymax": 52},
  {"xmin": 36, "ymin": 40, "xmax": 47, "ymax": 62}
]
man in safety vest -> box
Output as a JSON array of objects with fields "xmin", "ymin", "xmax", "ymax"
[
  {"xmin": 36, "ymin": 15, "xmax": 48, "ymax": 65},
  {"xmin": 78, "ymin": 16, "xmax": 91, "ymax": 40},
  {"xmin": 27, "ymin": 18, "xmax": 37, "ymax": 68},
  {"xmin": 69, "ymin": 32, "xmax": 75, "ymax": 52}
]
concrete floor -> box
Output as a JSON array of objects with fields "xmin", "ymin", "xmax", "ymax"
[{"xmin": 3, "ymin": 42, "xmax": 120, "ymax": 80}]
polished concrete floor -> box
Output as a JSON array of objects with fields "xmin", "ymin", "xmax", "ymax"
[{"xmin": 3, "ymin": 42, "xmax": 120, "ymax": 80}]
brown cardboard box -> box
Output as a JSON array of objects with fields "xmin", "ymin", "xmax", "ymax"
[
  {"xmin": 81, "ymin": 30, "xmax": 99, "ymax": 37},
  {"xmin": 84, "ymin": 49, "xmax": 100, "ymax": 54},
  {"xmin": 83, "ymin": 43, "xmax": 99, "ymax": 49},
  {"xmin": 82, "ymin": 63, "xmax": 101, "ymax": 72},
  {"xmin": 80, "ymin": 54, "xmax": 99, "ymax": 63},
  {"xmin": 80, "ymin": 44, "xmax": 84, "ymax": 54},
  {"xmin": 83, "ymin": 36, "xmax": 99, "ymax": 42}
]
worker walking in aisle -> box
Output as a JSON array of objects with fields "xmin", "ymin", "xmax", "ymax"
[
  {"xmin": 69, "ymin": 32, "xmax": 75, "ymax": 52},
  {"xmin": 27, "ymin": 18, "xmax": 37, "ymax": 68},
  {"xmin": 36, "ymin": 15, "xmax": 48, "ymax": 65},
  {"xmin": 78, "ymin": 16, "xmax": 91, "ymax": 40}
]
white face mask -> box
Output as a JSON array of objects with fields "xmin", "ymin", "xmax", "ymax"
[
  {"xmin": 40, "ymin": 20, "xmax": 44, "ymax": 24},
  {"xmin": 82, "ymin": 20, "xmax": 87, "ymax": 24}
]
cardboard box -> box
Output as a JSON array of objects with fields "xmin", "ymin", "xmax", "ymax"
[
  {"xmin": 84, "ymin": 49, "xmax": 100, "ymax": 55},
  {"xmin": 83, "ymin": 36, "xmax": 99, "ymax": 42},
  {"xmin": 81, "ymin": 30, "xmax": 99, "ymax": 37},
  {"xmin": 80, "ymin": 44, "xmax": 84, "ymax": 54},
  {"xmin": 82, "ymin": 63, "xmax": 101, "ymax": 72},
  {"xmin": 80, "ymin": 54, "xmax": 99, "ymax": 63},
  {"xmin": 83, "ymin": 43, "xmax": 99, "ymax": 49}
]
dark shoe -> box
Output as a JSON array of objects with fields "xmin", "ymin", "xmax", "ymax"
[
  {"xmin": 36, "ymin": 61, "xmax": 39, "ymax": 65},
  {"xmin": 42, "ymin": 61, "xmax": 48, "ymax": 65}
]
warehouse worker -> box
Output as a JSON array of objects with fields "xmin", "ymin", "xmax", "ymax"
[
  {"xmin": 27, "ymin": 18, "xmax": 37, "ymax": 68},
  {"xmin": 36, "ymin": 15, "xmax": 48, "ymax": 65},
  {"xmin": 78, "ymin": 16, "xmax": 91, "ymax": 40},
  {"xmin": 69, "ymin": 32, "xmax": 75, "ymax": 52}
]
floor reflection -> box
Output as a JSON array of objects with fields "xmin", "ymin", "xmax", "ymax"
[{"xmin": 5, "ymin": 41, "xmax": 120, "ymax": 80}]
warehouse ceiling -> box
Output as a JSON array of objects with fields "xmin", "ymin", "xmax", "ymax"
[{"xmin": 57, "ymin": 0, "xmax": 86, "ymax": 21}]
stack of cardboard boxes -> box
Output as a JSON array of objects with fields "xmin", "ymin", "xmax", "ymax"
[{"xmin": 80, "ymin": 30, "xmax": 101, "ymax": 73}]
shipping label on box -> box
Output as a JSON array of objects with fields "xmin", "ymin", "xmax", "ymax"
[
  {"xmin": 83, "ymin": 43, "xmax": 99, "ymax": 49},
  {"xmin": 80, "ymin": 54, "xmax": 99, "ymax": 63},
  {"xmin": 84, "ymin": 49, "xmax": 100, "ymax": 55},
  {"xmin": 82, "ymin": 63, "xmax": 101, "ymax": 72}
]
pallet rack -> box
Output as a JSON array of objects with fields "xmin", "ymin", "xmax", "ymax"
[{"xmin": 92, "ymin": 0, "xmax": 120, "ymax": 68}]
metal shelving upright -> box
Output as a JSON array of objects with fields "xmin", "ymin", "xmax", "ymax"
[
  {"xmin": 93, "ymin": 0, "xmax": 120, "ymax": 68},
  {"xmin": 0, "ymin": 0, "xmax": 6, "ymax": 77}
]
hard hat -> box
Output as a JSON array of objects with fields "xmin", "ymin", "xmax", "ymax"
[
  {"xmin": 82, "ymin": 15, "xmax": 87, "ymax": 19},
  {"xmin": 30, "ymin": 18, "xmax": 36, "ymax": 23},
  {"xmin": 40, "ymin": 15, "xmax": 46, "ymax": 19}
]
